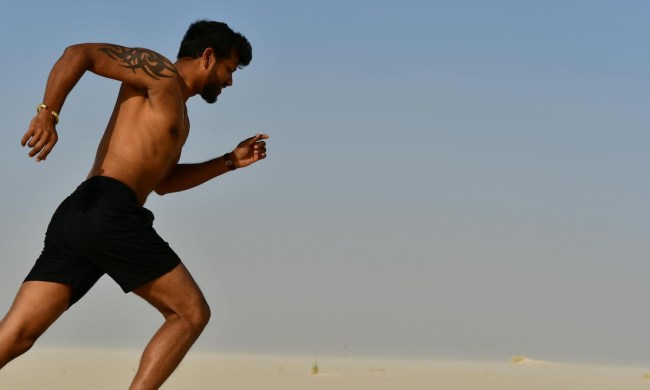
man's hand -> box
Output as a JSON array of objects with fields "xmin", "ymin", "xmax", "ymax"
[
  {"xmin": 231, "ymin": 133, "xmax": 269, "ymax": 168},
  {"xmin": 21, "ymin": 111, "xmax": 59, "ymax": 162}
]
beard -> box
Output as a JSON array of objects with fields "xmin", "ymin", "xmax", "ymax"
[
  {"xmin": 201, "ymin": 69, "xmax": 220, "ymax": 104},
  {"xmin": 201, "ymin": 85, "xmax": 219, "ymax": 104}
]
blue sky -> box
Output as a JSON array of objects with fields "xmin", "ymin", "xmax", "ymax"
[{"xmin": 0, "ymin": 0, "xmax": 648, "ymax": 364}]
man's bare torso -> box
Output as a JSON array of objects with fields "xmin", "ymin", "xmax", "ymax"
[
  {"xmin": 21, "ymin": 43, "xmax": 260, "ymax": 204},
  {"xmin": 87, "ymin": 80, "xmax": 189, "ymax": 205}
]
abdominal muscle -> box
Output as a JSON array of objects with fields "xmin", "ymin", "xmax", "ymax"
[{"xmin": 87, "ymin": 84, "xmax": 187, "ymax": 206}]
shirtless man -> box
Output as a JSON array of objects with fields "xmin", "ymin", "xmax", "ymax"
[{"xmin": 0, "ymin": 20, "xmax": 267, "ymax": 389}]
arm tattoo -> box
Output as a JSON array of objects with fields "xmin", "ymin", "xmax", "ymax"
[{"xmin": 99, "ymin": 45, "xmax": 178, "ymax": 80}]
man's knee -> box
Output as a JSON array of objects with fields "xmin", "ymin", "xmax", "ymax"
[
  {"xmin": 135, "ymin": 264, "xmax": 212, "ymax": 333},
  {"xmin": 186, "ymin": 299, "xmax": 211, "ymax": 333},
  {"xmin": 0, "ymin": 322, "xmax": 40, "ymax": 364},
  {"xmin": 169, "ymin": 298, "xmax": 210, "ymax": 335},
  {"xmin": 9, "ymin": 332, "xmax": 38, "ymax": 358}
]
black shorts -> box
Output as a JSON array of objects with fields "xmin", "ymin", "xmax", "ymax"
[{"xmin": 25, "ymin": 176, "xmax": 181, "ymax": 307}]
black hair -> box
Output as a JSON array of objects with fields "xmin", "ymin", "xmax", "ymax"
[{"xmin": 177, "ymin": 20, "xmax": 252, "ymax": 68}]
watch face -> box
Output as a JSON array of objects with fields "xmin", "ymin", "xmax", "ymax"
[{"xmin": 225, "ymin": 156, "xmax": 235, "ymax": 170}]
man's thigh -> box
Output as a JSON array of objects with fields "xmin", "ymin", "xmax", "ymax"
[
  {"xmin": 132, "ymin": 264, "xmax": 208, "ymax": 318},
  {"xmin": 1, "ymin": 281, "xmax": 71, "ymax": 337}
]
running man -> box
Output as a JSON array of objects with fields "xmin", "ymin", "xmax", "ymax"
[{"xmin": 0, "ymin": 20, "xmax": 268, "ymax": 389}]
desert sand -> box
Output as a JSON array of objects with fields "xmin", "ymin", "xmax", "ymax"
[{"xmin": 1, "ymin": 348, "xmax": 649, "ymax": 389}]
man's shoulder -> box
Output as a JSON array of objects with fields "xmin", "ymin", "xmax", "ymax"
[
  {"xmin": 85, "ymin": 43, "xmax": 180, "ymax": 95},
  {"xmin": 97, "ymin": 44, "xmax": 178, "ymax": 81}
]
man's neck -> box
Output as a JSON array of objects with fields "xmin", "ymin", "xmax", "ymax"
[{"xmin": 174, "ymin": 59, "xmax": 198, "ymax": 101}]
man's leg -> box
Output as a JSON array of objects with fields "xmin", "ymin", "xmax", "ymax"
[
  {"xmin": 129, "ymin": 263, "xmax": 211, "ymax": 390},
  {"xmin": 0, "ymin": 281, "xmax": 71, "ymax": 368}
]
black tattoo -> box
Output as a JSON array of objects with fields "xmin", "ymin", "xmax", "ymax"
[{"xmin": 99, "ymin": 45, "xmax": 178, "ymax": 79}]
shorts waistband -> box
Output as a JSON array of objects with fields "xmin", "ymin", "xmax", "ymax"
[{"xmin": 80, "ymin": 176, "xmax": 138, "ymax": 205}]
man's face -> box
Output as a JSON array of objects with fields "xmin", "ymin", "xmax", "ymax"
[{"xmin": 201, "ymin": 49, "xmax": 240, "ymax": 104}]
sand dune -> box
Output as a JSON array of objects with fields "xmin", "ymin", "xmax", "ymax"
[{"xmin": 0, "ymin": 348, "xmax": 648, "ymax": 389}]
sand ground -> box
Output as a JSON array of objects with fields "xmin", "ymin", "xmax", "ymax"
[{"xmin": 1, "ymin": 348, "xmax": 649, "ymax": 389}]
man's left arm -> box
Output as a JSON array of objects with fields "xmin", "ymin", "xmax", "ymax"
[{"xmin": 155, "ymin": 133, "xmax": 268, "ymax": 195}]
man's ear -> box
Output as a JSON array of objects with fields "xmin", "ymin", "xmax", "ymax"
[{"xmin": 201, "ymin": 48, "xmax": 215, "ymax": 68}]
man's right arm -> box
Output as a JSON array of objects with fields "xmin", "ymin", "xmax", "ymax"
[{"xmin": 21, "ymin": 43, "xmax": 178, "ymax": 161}]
